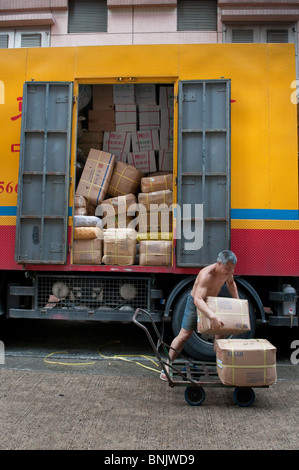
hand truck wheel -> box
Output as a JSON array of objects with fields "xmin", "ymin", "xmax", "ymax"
[
  {"xmin": 184, "ymin": 386, "xmax": 205, "ymax": 406},
  {"xmin": 233, "ymin": 387, "xmax": 255, "ymax": 407}
]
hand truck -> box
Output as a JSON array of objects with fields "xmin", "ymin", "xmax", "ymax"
[{"xmin": 133, "ymin": 308, "xmax": 269, "ymax": 407}]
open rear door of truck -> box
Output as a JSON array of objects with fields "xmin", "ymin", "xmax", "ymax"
[
  {"xmin": 15, "ymin": 81, "xmax": 73, "ymax": 264},
  {"xmin": 176, "ymin": 80, "xmax": 231, "ymax": 267}
]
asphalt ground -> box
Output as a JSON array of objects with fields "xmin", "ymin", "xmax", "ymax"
[{"xmin": 0, "ymin": 318, "xmax": 299, "ymax": 453}]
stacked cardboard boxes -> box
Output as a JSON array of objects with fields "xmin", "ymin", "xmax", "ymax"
[{"xmin": 73, "ymin": 84, "xmax": 175, "ymax": 266}]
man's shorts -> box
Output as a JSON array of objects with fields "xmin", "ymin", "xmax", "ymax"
[{"xmin": 181, "ymin": 292, "xmax": 197, "ymax": 331}]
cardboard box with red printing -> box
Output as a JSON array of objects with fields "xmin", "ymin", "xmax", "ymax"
[
  {"xmin": 115, "ymin": 105, "xmax": 137, "ymax": 131},
  {"xmin": 138, "ymin": 105, "xmax": 160, "ymax": 130},
  {"xmin": 132, "ymin": 130, "xmax": 160, "ymax": 152},
  {"xmin": 103, "ymin": 131, "xmax": 131, "ymax": 162},
  {"xmin": 159, "ymin": 150, "xmax": 173, "ymax": 172},
  {"xmin": 159, "ymin": 86, "xmax": 174, "ymax": 108},
  {"xmin": 216, "ymin": 338, "xmax": 277, "ymax": 387},
  {"xmin": 197, "ymin": 297, "xmax": 251, "ymax": 335},
  {"xmin": 127, "ymin": 151, "xmax": 157, "ymax": 174}
]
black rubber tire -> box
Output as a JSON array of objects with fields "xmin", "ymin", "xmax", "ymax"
[
  {"xmin": 184, "ymin": 386, "xmax": 205, "ymax": 406},
  {"xmin": 171, "ymin": 286, "xmax": 256, "ymax": 362},
  {"xmin": 233, "ymin": 387, "xmax": 255, "ymax": 407}
]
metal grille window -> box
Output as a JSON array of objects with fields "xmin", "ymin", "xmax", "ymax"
[
  {"xmin": 68, "ymin": 0, "xmax": 108, "ymax": 33},
  {"xmin": 20, "ymin": 33, "xmax": 42, "ymax": 48},
  {"xmin": 267, "ymin": 30, "xmax": 288, "ymax": 43},
  {"xmin": 226, "ymin": 25, "xmax": 294, "ymax": 45},
  {"xmin": 0, "ymin": 34, "xmax": 8, "ymax": 48},
  {"xmin": 232, "ymin": 29, "xmax": 254, "ymax": 43},
  {"xmin": 177, "ymin": 0, "xmax": 217, "ymax": 31}
]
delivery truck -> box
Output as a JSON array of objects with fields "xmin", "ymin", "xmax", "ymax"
[{"xmin": 0, "ymin": 44, "xmax": 298, "ymax": 361}]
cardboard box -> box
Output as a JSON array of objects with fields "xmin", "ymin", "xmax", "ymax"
[
  {"xmin": 97, "ymin": 193, "xmax": 137, "ymax": 216},
  {"xmin": 113, "ymin": 84, "xmax": 135, "ymax": 105},
  {"xmin": 138, "ymin": 189, "xmax": 173, "ymax": 211},
  {"xmin": 216, "ymin": 339, "xmax": 277, "ymax": 387},
  {"xmin": 75, "ymin": 150, "xmax": 115, "ymax": 206},
  {"xmin": 139, "ymin": 240, "xmax": 172, "ymax": 266},
  {"xmin": 158, "ymin": 150, "xmax": 173, "ymax": 172},
  {"xmin": 102, "ymin": 228, "xmax": 137, "ymax": 266},
  {"xmin": 135, "ymin": 84, "xmax": 156, "ymax": 105},
  {"xmin": 93, "ymin": 85, "xmax": 114, "ymax": 110},
  {"xmin": 159, "ymin": 86, "xmax": 174, "ymax": 108},
  {"xmin": 103, "ymin": 214, "xmax": 134, "ymax": 230},
  {"xmin": 88, "ymin": 109, "xmax": 115, "ymax": 132},
  {"xmin": 137, "ymin": 209, "xmax": 172, "ymax": 234},
  {"xmin": 103, "ymin": 131, "xmax": 131, "ymax": 162},
  {"xmin": 197, "ymin": 297, "xmax": 251, "ymax": 335},
  {"xmin": 73, "ymin": 238, "xmax": 103, "ymax": 265},
  {"xmin": 108, "ymin": 161, "xmax": 143, "ymax": 197},
  {"xmin": 132, "ymin": 130, "xmax": 160, "ymax": 152},
  {"xmin": 115, "ymin": 105, "xmax": 137, "ymax": 131},
  {"xmin": 127, "ymin": 151, "xmax": 157, "ymax": 174},
  {"xmin": 78, "ymin": 130, "xmax": 104, "ymax": 144},
  {"xmin": 160, "ymin": 107, "xmax": 174, "ymax": 129},
  {"xmin": 160, "ymin": 127, "xmax": 174, "ymax": 150},
  {"xmin": 140, "ymin": 173, "xmax": 173, "ymax": 193},
  {"xmin": 138, "ymin": 105, "xmax": 160, "ymax": 130}
]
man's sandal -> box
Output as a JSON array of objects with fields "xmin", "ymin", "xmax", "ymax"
[{"xmin": 159, "ymin": 370, "xmax": 168, "ymax": 381}]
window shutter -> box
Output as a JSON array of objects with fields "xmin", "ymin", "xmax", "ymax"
[
  {"xmin": 0, "ymin": 35, "xmax": 8, "ymax": 48},
  {"xmin": 232, "ymin": 30, "xmax": 254, "ymax": 43},
  {"xmin": 21, "ymin": 34, "xmax": 42, "ymax": 48},
  {"xmin": 267, "ymin": 30, "xmax": 288, "ymax": 43},
  {"xmin": 68, "ymin": 0, "xmax": 107, "ymax": 33},
  {"xmin": 177, "ymin": 0, "xmax": 217, "ymax": 31}
]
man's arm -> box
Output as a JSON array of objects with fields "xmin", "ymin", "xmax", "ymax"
[
  {"xmin": 193, "ymin": 285, "xmax": 224, "ymax": 330},
  {"xmin": 226, "ymin": 276, "xmax": 239, "ymax": 299}
]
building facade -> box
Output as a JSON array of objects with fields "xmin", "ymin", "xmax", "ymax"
[{"xmin": 0, "ymin": 1, "xmax": 298, "ymax": 64}]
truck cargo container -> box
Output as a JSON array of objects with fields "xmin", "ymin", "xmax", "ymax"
[{"xmin": 0, "ymin": 44, "xmax": 298, "ymax": 360}]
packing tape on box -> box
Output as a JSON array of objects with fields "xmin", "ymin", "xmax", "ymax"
[
  {"xmin": 83, "ymin": 152, "xmax": 114, "ymax": 205},
  {"xmin": 217, "ymin": 339, "xmax": 276, "ymax": 385},
  {"xmin": 110, "ymin": 166, "xmax": 139, "ymax": 196}
]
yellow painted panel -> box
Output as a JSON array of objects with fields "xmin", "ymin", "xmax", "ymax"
[
  {"xmin": 25, "ymin": 47, "xmax": 76, "ymax": 82},
  {"xmin": 179, "ymin": 44, "xmax": 297, "ymax": 211},
  {"xmin": 267, "ymin": 44, "xmax": 298, "ymax": 210},
  {"xmin": 75, "ymin": 44, "xmax": 179, "ymax": 79},
  {"xmin": 0, "ymin": 49, "xmax": 27, "ymax": 208}
]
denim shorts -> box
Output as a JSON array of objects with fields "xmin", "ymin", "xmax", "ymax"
[{"xmin": 181, "ymin": 292, "xmax": 197, "ymax": 331}]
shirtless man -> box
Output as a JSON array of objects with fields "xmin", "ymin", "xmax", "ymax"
[{"xmin": 160, "ymin": 250, "xmax": 239, "ymax": 381}]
